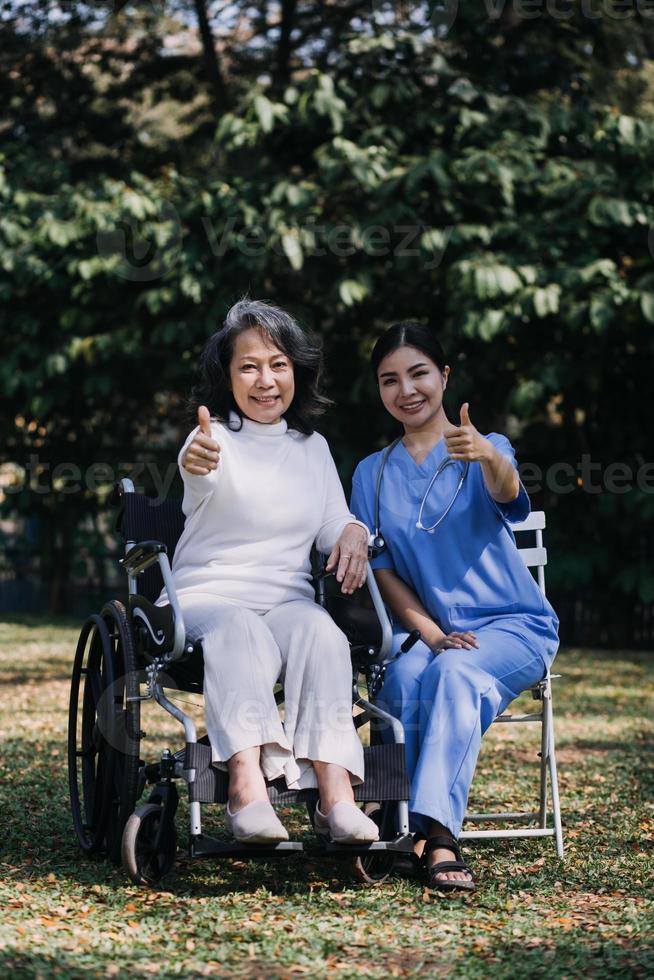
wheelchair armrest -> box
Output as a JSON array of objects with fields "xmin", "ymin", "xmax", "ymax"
[
  {"xmin": 120, "ymin": 541, "xmax": 187, "ymax": 662},
  {"xmin": 320, "ymin": 564, "xmax": 393, "ymax": 667},
  {"xmin": 121, "ymin": 540, "xmax": 167, "ymax": 574},
  {"xmin": 365, "ymin": 565, "xmax": 393, "ymax": 664}
]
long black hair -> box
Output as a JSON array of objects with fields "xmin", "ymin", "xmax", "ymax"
[
  {"xmin": 189, "ymin": 299, "xmax": 331, "ymax": 435},
  {"xmin": 370, "ymin": 320, "xmax": 448, "ymax": 377}
]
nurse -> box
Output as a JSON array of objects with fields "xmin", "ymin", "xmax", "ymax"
[{"xmin": 350, "ymin": 321, "xmax": 559, "ymax": 892}]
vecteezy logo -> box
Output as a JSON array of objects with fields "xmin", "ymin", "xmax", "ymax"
[
  {"xmin": 96, "ymin": 200, "xmax": 182, "ymax": 283},
  {"xmin": 370, "ymin": 1, "xmax": 459, "ymax": 38}
]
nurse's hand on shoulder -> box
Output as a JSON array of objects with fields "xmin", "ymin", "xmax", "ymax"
[
  {"xmin": 326, "ymin": 523, "xmax": 368, "ymax": 595},
  {"xmin": 182, "ymin": 405, "xmax": 221, "ymax": 476},
  {"xmin": 432, "ymin": 630, "xmax": 479, "ymax": 652},
  {"xmin": 444, "ymin": 404, "xmax": 492, "ymax": 462}
]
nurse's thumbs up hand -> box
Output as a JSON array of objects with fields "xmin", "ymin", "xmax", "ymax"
[
  {"xmin": 444, "ymin": 403, "xmax": 492, "ymax": 462},
  {"xmin": 181, "ymin": 405, "xmax": 221, "ymax": 475}
]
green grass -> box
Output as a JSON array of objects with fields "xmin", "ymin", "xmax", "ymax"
[{"xmin": 0, "ymin": 617, "xmax": 652, "ymax": 979}]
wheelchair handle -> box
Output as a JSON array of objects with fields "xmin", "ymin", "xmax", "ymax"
[{"xmin": 399, "ymin": 630, "xmax": 421, "ymax": 655}]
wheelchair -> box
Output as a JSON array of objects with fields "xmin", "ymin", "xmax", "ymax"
[{"xmin": 67, "ymin": 478, "xmax": 414, "ymax": 887}]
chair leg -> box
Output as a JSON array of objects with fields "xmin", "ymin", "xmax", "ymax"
[
  {"xmin": 545, "ymin": 685, "xmax": 564, "ymax": 859},
  {"xmin": 538, "ymin": 682, "xmax": 549, "ymax": 829}
]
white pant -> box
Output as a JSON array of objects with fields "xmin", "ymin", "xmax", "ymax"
[{"xmin": 178, "ymin": 596, "xmax": 364, "ymax": 789}]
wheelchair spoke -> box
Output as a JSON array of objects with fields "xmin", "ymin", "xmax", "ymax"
[
  {"xmin": 89, "ymin": 745, "xmax": 110, "ymax": 827},
  {"xmin": 91, "ymin": 722, "xmax": 102, "ymax": 753},
  {"xmin": 112, "ymin": 753, "xmax": 125, "ymax": 797},
  {"xmin": 86, "ymin": 668, "xmax": 103, "ymax": 712}
]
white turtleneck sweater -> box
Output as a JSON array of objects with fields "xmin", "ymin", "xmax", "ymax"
[{"xmin": 158, "ymin": 414, "xmax": 367, "ymax": 611}]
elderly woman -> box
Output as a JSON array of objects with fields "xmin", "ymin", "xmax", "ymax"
[
  {"xmin": 351, "ymin": 321, "xmax": 559, "ymax": 891},
  {"xmin": 158, "ymin": 299, "xmax": 378, "ymax": 845}
]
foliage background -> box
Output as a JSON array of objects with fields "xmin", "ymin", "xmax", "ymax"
[{"xmin": 2, "ymin": 1, "xmax": 654, "ymax": 641}]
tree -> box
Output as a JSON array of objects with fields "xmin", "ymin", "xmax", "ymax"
[{"xmin": 2, "ymin": 1, "xmax": 654, "ymax": 629}]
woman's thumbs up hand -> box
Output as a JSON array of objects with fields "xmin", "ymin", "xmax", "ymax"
[
  {"xmin": 444, "ymin": 403, "xmax": 491, "ymax": 462},
  {"xmin": 198, "ymin": 405, "xmax": 212, "ymax": 437},
  {"xmin": 181, "ymin": 405, "xmax": 221, "ymax": 475}
]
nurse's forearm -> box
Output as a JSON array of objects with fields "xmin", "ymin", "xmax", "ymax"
[
  {"xmin": 373, "ymin": 569, "xmax": 445, "ymax": 649},
  {"xmin": 480, "ymin": 443, "xmax": 520, "ymax": 503}
]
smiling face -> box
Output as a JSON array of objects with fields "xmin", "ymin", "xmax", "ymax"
[
  {"xmin": 377, "ymin": 344, "xmax": 450, "ymax": 431},
  {"xmin": 229, "ymin": 327, "xmax": 295, "ymax": 424}
]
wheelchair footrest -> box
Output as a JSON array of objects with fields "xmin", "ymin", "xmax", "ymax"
[
  {"xmin": 188, "ymin": 834, "xmax": 414, "ymax": 859},
  {"xmin": 185, "ymin": 742, "xmax": 409, "ymax": 805}
]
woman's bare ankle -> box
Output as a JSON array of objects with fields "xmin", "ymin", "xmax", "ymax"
[
  {"xmin": 227, "ymin": 786, "xmax": 269, "ymax": 812},
  {"xmin": 314, "ymin": 761, "xmax": 354, "ymax": 812},
  {"xmin": 227, "ymin": 747, "xmax": 267, "ymax": 811}
]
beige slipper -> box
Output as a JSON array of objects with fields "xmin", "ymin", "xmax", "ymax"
[
  {"xmin": 314, "ymin": 801, "xmax": 380, "ymax": 844},
  {"xmin": 225, "ymin": 800, "xmax": 289, "ymax": 843}
]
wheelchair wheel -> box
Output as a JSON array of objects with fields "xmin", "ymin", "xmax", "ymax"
[
  {"xmin": 68, "ymin": 614, "xmax": 117, "ymax": 853},
  {"xmin": 352, "ymin": 803, "xmax": 397, "ymax": 885},
  {"xmin": 122, "ymin": 804, "xmax": 177, "ymax": 886},
  {"xmin": 100, "ymin": 600, "xmax": 143, "ymax": 865}
]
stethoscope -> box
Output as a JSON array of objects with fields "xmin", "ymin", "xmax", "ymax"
[{"xmin": 372, "ymin": 437, "xmax": 469, "ymax": 550}]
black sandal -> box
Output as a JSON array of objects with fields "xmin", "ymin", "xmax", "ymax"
[{"xmin": 424, "ymin": 835, "xmax": 476, "ymax": 893}]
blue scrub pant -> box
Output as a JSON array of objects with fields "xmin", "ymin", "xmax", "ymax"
[{"xmin": 378, "ymin": 622, "xmax": 547, "ymax": 838}]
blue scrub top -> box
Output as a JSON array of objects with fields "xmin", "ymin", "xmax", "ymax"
[{"xmin": 351, "ymin": 433, "xmax": 559, "ymax": 666}]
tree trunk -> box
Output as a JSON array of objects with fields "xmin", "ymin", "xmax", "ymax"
[
  {"xmin": 192, "ymin": 0, "xmax": 229, "ymax": 114},
  {"xmin": 274, "ymin": 0, "xmax": 297, "ymax": 92}
]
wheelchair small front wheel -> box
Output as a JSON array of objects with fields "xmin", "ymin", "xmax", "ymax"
[{"xmin": 122, "ymin": 804, "xmax": 177, "ymax": 886}]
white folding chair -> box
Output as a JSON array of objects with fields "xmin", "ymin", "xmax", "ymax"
[{"xmin": 459, "ymin": 511, "xmax": 564, "ymax": 859}]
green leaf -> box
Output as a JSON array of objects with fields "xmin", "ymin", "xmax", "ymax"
[
  {"xmin": 281, "ymin": 231, "xmax": 303, "ymax": 271},
  {"xmin": 588, "ymin": 197, "xmax": 634, "ymax": 227},
  {"xmin": 78, "ymin": 259, "xmax": 100, "ymax": 280},
  {"xmin": 512, "ymin": 379, "xmax": 545, "ymax": 415},
  {"xmin": 254, "ymin": 95, "xmax": 275, "ymax": 133},
  {"xmin": 473, "ymin": 263, "xmax": 521, "ymax": 299},
  {"xmin": 45, "ymin": 353, "xmax": 67, "ymax": 376},
  {"xmin": 45, "ymin": 220, "xmax": 79, "ymax": 247},
  {"xmin": 286, "ymin": 184, "xmax": 302, "ymax": 207},
  {"xmin": 338, "ymin": 279, "xmax": 368, "ymax": 306},
  {"xmin": 477, "ymin": 309, "xmax": 505, "ymax": 341},
  {"xmin": 447, "ymin": 77, "xmax": 478, "ymax": 104},
  {"xmin": 578, "ymin": 259, "xmax": 618, "ymax": 283},
  {"xmin": 495, "ymin": 265, "xmax": 521, "ymax": 295},
  {"xmin": 533, "ymin": 284, "xmax": 561, "ymax": 318},
  {"xmin": 640, "ymin": 293, "xmax": 654, "ymax": 324},
  {"xmin": 589, "ymin": 293, "xmax": 614, "ymax": 332},
  {"xmin": 123, "ymin": 190, "xmax": 149, "ymax": 220},
  {"xmin": 370, "ymin": 84, "xmax": 390, "ymax": 109}
]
